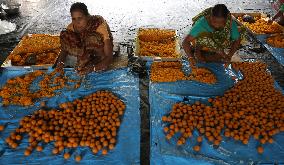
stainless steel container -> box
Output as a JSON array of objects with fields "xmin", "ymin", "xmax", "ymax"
[{"xmin": 2, "ymin": 3, "xmax": 20, "ymax": 16}]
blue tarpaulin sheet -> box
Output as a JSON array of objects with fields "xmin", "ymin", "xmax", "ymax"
[
  {"xmin": 148, "ymin": 62, "xmax": 284, "ymax": 165},
  {"xmin": 256, "ymin": 35, "xmax": 284, "ymax": 67},
  {"xmin": 0, "ymin": 67, "xmax": 140, "ymax": 165}
]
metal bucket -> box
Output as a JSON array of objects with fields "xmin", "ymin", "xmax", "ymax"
[{"xmin": 1, "ymin": 3, "xmax": 20, "ymax": 16}]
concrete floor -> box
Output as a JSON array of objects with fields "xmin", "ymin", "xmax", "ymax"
[
  {"xmin": 0, "ymin": 0, "xmax": 284, "ymax": 164},
  {"xmin": 1, "ymin": 0, "xmax": 283, "ymax": 85}
]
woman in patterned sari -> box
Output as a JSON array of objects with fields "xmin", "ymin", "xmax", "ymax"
[
  {"xmin": 182, "ymin": 4, "xmax": 240, "ymax": 64},
  {"xmin": 56, "ymin": 2, "xmax": 113, "ymax": 75}
]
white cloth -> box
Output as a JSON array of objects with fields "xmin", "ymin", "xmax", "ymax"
[
  {"xmin": 231, "ymin": 53, "xmax": 243, "ymax": 62},
  {"xmin": 0, "ymin": 19, "xmax": 16, "ymax": 35}
]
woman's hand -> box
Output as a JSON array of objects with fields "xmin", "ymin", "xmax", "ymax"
[
  {"xmin": 188, "ymin": 57, "xmax": 197, "ymax": 68},
  {"xmin": 56, "ymin": 61, "xmax": 65, "ymax": 70},
  {"xmin": 77, "ymin": 56, "xmax": 89, "ymax": 68},
  {"xmin": 94, "ymin": 62, "xmax": 107, "ymax": 72},
  {"xmin": 76, "ymin": 66, "xmax": 87, "ymax": 75},
  {"xmin": 194, "ymin": 49, "xmax": 206, "ymax": 62},
  {"xmin": 54, "ymin": 50, "xmax": 67, "ymax": 69},
  {"xmin": 216, "ymin": 50, "xmax": 226, "ymax": 57},
  {"xmin": 216, "ymin": 51, "xmax": 231, "ymax": 62}
]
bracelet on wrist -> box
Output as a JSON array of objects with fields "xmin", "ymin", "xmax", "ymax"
[{"xmin": 59, "ymin": 61, "xmax": 64, "ymax": 65}]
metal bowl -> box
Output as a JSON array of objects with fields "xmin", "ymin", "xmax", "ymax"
[
  {"xmin": 3, "ymin": 7, "xmax": 19, "ymax": 16},
  {"xmin": 2, "ymin": 3, "xmax": 20, "ymax": 16}
]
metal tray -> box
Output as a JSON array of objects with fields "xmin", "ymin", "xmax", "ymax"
[
  {"xmin": 232, "ymin": 13, "xmax": 284, "ymax": 36},
  {"xmin": 1, "ymin": 34, "xmax": 60, "ymax": 70},
  {"xmin": 134, "ymin": 28, "xmax": 182, "ymax": 62}
]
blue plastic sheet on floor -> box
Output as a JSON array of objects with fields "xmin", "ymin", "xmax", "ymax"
[
  {"xmin": 256, "ymin": 35, "xmax": 284, "ymax": 67},
  {"xmin": 148, "ymin": 62, "xmax": 284, "ymax": 165},
  {"xmin": 0, "ymin": 67, "xmax": 140, "ymax": 165}
]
